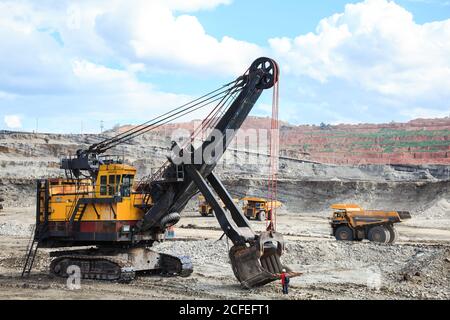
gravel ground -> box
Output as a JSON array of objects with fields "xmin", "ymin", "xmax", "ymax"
[{"xmin": 0, "ymin": 208, "xmax": 448, "ymax": 300}]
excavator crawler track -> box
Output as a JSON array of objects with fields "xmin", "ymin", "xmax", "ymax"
[
  {"xmin": 50, "ymin": 255, "xmax": 136, "ymax": 282},
  {"xmin": 159, "ymin": 254, "xmax": 193, "ymax": 277},
  {"xmin": 49, "ymin": 248, "xmax": 193, "ymax": 282}
]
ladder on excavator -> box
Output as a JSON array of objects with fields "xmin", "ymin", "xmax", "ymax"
[
  {"xmin": 75, "ymin": 203, "xmax": 87, "ymax": 221},
  {"xmin": 69, "ymin": 201, "xmax": 88, "ymax": 223},
  {"xmin": 21, "ymin": 224, "xmax": 40, "ymax": 277},
  {"xmin": 22, "ymin": 179, "xmax": 48, "ymax": 277}
]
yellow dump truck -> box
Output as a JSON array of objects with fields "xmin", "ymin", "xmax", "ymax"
[
  {"xmin": 242, "ymin": 197, "xmax": 282, "ymax": 221},
  {"xmin": 330, "ymin": 204, "xmax": 411, "ymax": 243},
  {"xmin": 198, "ymin": 196, "xmax": 238, "ymax": 217},
  {"xmin": 198, "ymin": 195, "xmax": 220, "ymax": 216}
]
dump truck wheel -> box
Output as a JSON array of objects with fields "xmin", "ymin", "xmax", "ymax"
[
  {"xmin": 385, "ymin": 225, "xmax": 398, "ymax": 244},
  {"xmin": 368, "ymin": 226, "xmax": 390, "ymax": 243},
  {"xmin": 335, "ymin": 226, "xmax": 354, "ymax": 241},
  {"xmin": 257, "ymin": 211, "xmax": 266, "ymax": 221}
]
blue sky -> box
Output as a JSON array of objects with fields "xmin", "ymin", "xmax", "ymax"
[
  {"xmin": 196, "ymin": 0, "xmax": 450, "ymax": 44},
  {"xmin": 0, "ymin": 0, "xmax": 449, "ymax": 133}
]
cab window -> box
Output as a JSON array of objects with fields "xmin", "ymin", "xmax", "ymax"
[
  {"xmin": 122, "ymin": 175, "xmax": 134, "ymax": 197},
  {"xmin": 100, "ymin": 176, "xmax": 107, "ymax": 196},
  {"xmin": 108, "ymin": 175, "xmax": 116, "ymax": 195},
  {"xmin": 115, "ymin": 175, "xmax": 121, "ymax": 194}
]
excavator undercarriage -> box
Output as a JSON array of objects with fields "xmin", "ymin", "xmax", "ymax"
[{"xmin": 49, "ymin": 247, "xmax": 193, "ymax": 282}]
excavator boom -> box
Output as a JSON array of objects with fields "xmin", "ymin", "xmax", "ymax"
[{"xmin": 134, "ymin": 57, "xmax": 298, "ymax": 288}]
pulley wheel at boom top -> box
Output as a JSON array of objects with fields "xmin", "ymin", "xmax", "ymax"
[
  {"xmin": 90, "ymin": 57, "xmax": 279, "ymax": 156},
  {"xmin": 61, "ymin": 58, "xmax": 280, "ymax": 180}
]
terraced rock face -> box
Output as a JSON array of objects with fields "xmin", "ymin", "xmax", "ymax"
[
  {"xmin": 0, "ymin": 125, "xmax": 449, "ymax": 219},
  {"xmin": 149, "ymin": 116, "xmax": 450, "ymax": 165},
  {"xmin": 261, "ymin": 117, "xmax": 450, "ymax": 165},
  {"xmin": 281, "ymin": 125, "xmax": 450, "ymax": 165},
  {"xmin": 224, "ymin": 178, "xmax": 450, "ymax": 217}
]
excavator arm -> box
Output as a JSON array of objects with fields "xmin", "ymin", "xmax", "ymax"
[{"xmin": 135, "ymin": 58, "xmax": 277, "ymax": 231}]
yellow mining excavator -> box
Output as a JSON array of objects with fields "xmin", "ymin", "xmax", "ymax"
[{"xmin": 21, "ymin": 57, "xmax": 299, "ymax": 288}]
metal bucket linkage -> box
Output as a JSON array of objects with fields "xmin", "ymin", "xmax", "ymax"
[{"xmin": 229, "ymin": 231, "xmax": 301, "ymax": 289}]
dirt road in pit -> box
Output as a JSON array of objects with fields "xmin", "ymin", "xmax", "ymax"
[{"xmin": 0, "ymin": 208, "xmax": 449, "ymax": 300}]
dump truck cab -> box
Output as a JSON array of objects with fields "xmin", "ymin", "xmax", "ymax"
[{"xmin": 330, "ymin": 204, "xmax": 411, "ymax": 244}]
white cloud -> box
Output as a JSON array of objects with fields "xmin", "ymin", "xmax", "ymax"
[
  {"xmin": 269, "ymin": 0, "xmax": 450, "ymax": 104},
  {"xmin": 7, "ymin": 0, "xmax": 253, "ymax": 77},
  {"xmin": 69, "ymin": 59, "xmax": 193, "ymax": 116},
  {"xmin": 165, "ymin": 0, "xmax": 232, "ymax": 12},
  {"xmin": 0, "ymin": 0, "xmax": 261, "ymax": 93},
  {"xmin": 95, "ymin": 1, "xmax": 263, "ymax": 76},
  {"xmin": 4, "ymin": 115, "xmax": 22, "ymax": 129},
  {"xmin": 0, "ymin": 0, "xmax": 251, "ymax": 132}
]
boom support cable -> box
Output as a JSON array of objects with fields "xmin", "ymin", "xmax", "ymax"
[
  {"xmin": 89, "ymin": 79, "xmax": 243, "ymax": 154},
  {"xmin": 135, "ymin": 85, "xmax": 242, "ymax": 189},
  {"xmin": 101, "ymin": 90, "xmax": 239, "ymax": 153},
  {"xmin": 266, "ymin": 66, "xmax": 280, "ymax": 232}
]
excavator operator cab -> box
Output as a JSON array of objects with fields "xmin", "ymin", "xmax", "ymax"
[{"xmin": 95, "ymin": 164, "xmax": 136, "ymax": 198}]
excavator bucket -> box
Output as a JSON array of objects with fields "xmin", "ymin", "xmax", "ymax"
[{"xmin": 229, "ymin": 231, "xmax": 301, "ymax": 289}]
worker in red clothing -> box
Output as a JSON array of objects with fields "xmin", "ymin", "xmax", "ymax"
[{"xmin": 280, "ymin": 268, "xmax": 290, "ymax": 294}]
